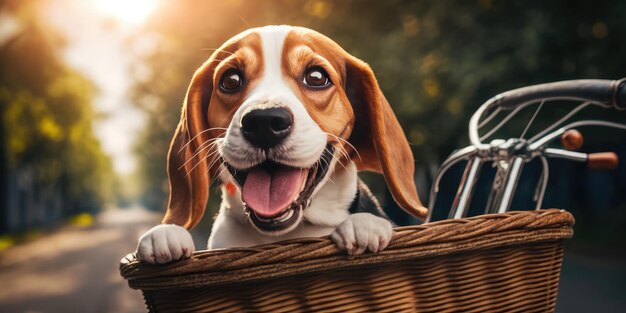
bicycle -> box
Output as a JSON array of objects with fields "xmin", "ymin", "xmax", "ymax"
[{"xmin": 120, "ymin": 78, "xmax": 626, "ymax": 313}]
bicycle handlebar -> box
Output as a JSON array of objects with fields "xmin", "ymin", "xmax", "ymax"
[
  {"xmin": 541, "ymin": 148, "xmax": 618, "ymax": 170},
  {"xmin": 588, "ymin": 152, "xmax": 619, "ymax": 170},
  {"xmin": 433, "ymin": 78, "xmax": 625, "ymax": 221},
  {"xmin": 490, "ymin": 79, "xmax": 626, "ymax": 111},
  {"xmin": 470, "ymin": 78, "xmax": 626, "ymax": 146}
]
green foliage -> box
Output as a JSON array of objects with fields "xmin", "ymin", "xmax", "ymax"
[
  {"xmin": 131, "ymin": 0, "xmax": 626, "ymax": 216},
  {"xmin": 0, "ymin": 0, "xmax": 116, "ymax": 222}
]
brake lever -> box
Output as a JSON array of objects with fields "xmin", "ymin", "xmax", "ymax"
[
  {"xmin": 559, "ymin": 129, "xmax": 619, "ymax": 170},
  {"xmin": 587, "ymin": 152, "xmax": 619, "ymax": 170}
]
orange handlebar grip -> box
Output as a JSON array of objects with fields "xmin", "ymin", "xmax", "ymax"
[
  {"xmin": 587, "ymin": 152, "xmax": 619, "ymax": 170},
  {"xmin": 561, "ymin": 129, "xmax": 583, "ymax": 151}
]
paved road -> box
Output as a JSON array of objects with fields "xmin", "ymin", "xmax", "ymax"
[
  {"xmin": 557, "ymin": 246, "xmax": 626, "ymax": 313},
  {"xmin": 0, "ymin": 207, "xmax": 161, "ymax": 313}
]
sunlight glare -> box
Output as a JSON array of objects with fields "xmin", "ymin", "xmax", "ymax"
[{"xmin": 89, "ymin": 0, "xmax": 159, "ymax": 25}]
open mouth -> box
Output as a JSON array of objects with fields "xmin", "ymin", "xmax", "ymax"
[{"xmin": 226, "ymin": 145, "xmax": 334, "ymax": 234}]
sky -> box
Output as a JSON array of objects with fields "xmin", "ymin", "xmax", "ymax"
[{"xmin": 40, "ymin": 0, "xmax": 161, "ymax": 175}]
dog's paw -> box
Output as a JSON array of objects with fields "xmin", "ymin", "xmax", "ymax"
[
  {"xmin": 136, "ymin": 224, "xmax": 195, "ymax": 264},
  {"xmin": 331, "ymin": 213, "xmax": 393, "ymax": 256}
]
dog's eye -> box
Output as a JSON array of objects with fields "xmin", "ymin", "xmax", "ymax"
[
  {"xmin": 303, "ymin": 67, "xmax": 331, "ymax": 88},
  {"xmin": 219, "ymin": 69, "xmax": 244, "ymax": 93}
]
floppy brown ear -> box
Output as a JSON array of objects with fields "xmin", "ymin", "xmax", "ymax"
[
  {"xmin": 344, "ymin": 56, "xmax": 428, "ymax": 219},
  {"xmin": 162, "ymin": 65, "xmax": 214, "ymax": 229}
]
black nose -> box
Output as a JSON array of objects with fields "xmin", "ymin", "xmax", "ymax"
[{"xmin": 241, "ymin": 107, "xmax": 293, "ymax": 149}]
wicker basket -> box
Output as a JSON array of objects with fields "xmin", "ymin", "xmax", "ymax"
[{"xmin": 120, "ymin": 209, "xmax": 574, "ymax": 313}]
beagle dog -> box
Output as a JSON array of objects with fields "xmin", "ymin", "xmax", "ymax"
[{"xmin": 137, "ymin": 25, "xmax": 427, "ymax": 264}]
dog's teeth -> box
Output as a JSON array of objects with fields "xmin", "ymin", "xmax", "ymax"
[
  {"xmin": 256, "ymin": 215, "xmax": 272, "ymax": 222},
  {"xmin": 253, "ymin": 209, "xmax": 294, "ymax": 223},
  {"xmin": 276, "ymin": 210, "xmax": 289, "ymax": 221},
  {"xmin": 276, "ymin": 209, "xmax": 294, "ymax": 222}
]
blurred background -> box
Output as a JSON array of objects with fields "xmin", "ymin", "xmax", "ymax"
[{"xmin": 1, "ymin": 0, "xmax": 625, "ymax": 312}]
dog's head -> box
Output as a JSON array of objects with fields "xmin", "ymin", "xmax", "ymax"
[{"xmin": 162, "ymin": 25, "xmax": 427, "ymax": 234}]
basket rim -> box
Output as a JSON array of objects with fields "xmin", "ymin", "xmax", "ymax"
[{"xmin": 120, "ymin": 209, "xmax": 574, "ymax": 290}]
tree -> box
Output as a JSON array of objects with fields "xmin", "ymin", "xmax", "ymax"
[{"xmin": 0, "ymin": 0, "xmax": 115, "ymax": 233}]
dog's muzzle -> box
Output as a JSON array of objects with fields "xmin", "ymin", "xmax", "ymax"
[
  {"xmin": 240, "ymin": 107, "xmax": 293, "ymax": 150},
  {"xmin": 226, "ymin": 145, "xmax": 334, "ymax": 234}
]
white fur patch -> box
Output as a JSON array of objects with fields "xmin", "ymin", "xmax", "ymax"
[
  {"xmin": 304, "ymin": 161, "xmax": 357, "ymax": 227},
  {"xmin": 136, "ymin": 224, "xmax": 195, "ymax": 264},
  {"xmin": 330, "ymin": 213, "xmax": 393, "ymax": 255},
  {"xmin": 220, "ymin": 25, "xmax": 327, "ymax": 170}
]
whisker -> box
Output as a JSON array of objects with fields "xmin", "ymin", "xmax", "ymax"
[
  {"xmin": 206, "ymin": 147, "xmax": 224, "ymax": 166},
  {"xmin": 335, "ymin": 139, "xmax": 359, "ymax": 161},
  {"xmin": 184, "ymin": 149, "xmax": 212, "ymax": 176},
  {"xmin": 330, "ymin": 152, "xmax": 346, "ymax": 171},
  {"xmin": 325, "ymin": 132, "xmax": 362, "ymax": 163},
  {"xmin": 186, "ymin": 138, "xmax": 219, "ymax": 160},
  {"xmin": 201, "ymin": 48, "xmax": 237, "ymax": 57},
  {"xmin": 178, "ymin": 137, "xmax": 223, "ymax": 170},
  {"xmin": 206, "ymin": 150, "xmax": 226, "ymax": 172},
  {"xmin": 179, "ymin": 145, "xmax": 211, "ymax": 171},
  {"xmin": 185, "ymin": 141, "xmax": 223, "ymax": 176},
  {"xmin": 336, "ymin": 145, "xmax": 350, "ymax": 164},
  {"xmin": 326, "ymin": 146, "xmax": 346, "ymax": 172},
  {"xmin": 178, "ymin": 128, "xmax": 227, "ymax": 153},
  {"xmin": 319, "ymin": 153, "xmax": 330, "ymax": 169},
  {"xmin": 200, "ymin": 143, "xmax": 225, "ymax": 169},
  {"xmin": 210, "ymin": 163, "xmax": 229, "ymax": 187},
  {"xmin": 329, "ymin": 140, "xmax": 351, "ymax": 166},
  {"xmin": 317, "ymin": 155, "xmax": 335, "ymax": 184},
  {"xmin": 239, "ymin": 16, "xmax": 251, "ymax": 28},
  {"xmin": 200, "ymin": 48, "xmax": 241, "ymax": 63}
]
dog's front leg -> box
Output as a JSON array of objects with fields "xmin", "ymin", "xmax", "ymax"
[
  {"xmin": 136, "ymin": 224, "xmax": 195, "ymax": 264},
  {"xmin": 331, "ymin": 213, "xmax": 393, "ymax": 256}
]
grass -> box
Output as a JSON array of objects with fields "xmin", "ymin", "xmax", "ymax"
[
  {"xmin": 0, "ymin": 212, "xmax": 95, "ymax": 252},
  {"xmin": 68, "ymin": 213, "xmax": 95, "ymax": 227},
  {"xmin": 0, "ymin": 235, "xmax": 15, "ymax": 251}
]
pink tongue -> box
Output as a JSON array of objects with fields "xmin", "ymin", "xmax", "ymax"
[{"xmin": 242, "ymin": 167, "xmax": 305, "ymax": 218}]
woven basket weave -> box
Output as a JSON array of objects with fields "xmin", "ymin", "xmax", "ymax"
[{"xmin": 120, "ymin": 209, "xmax": 574, "ymax": 313}]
